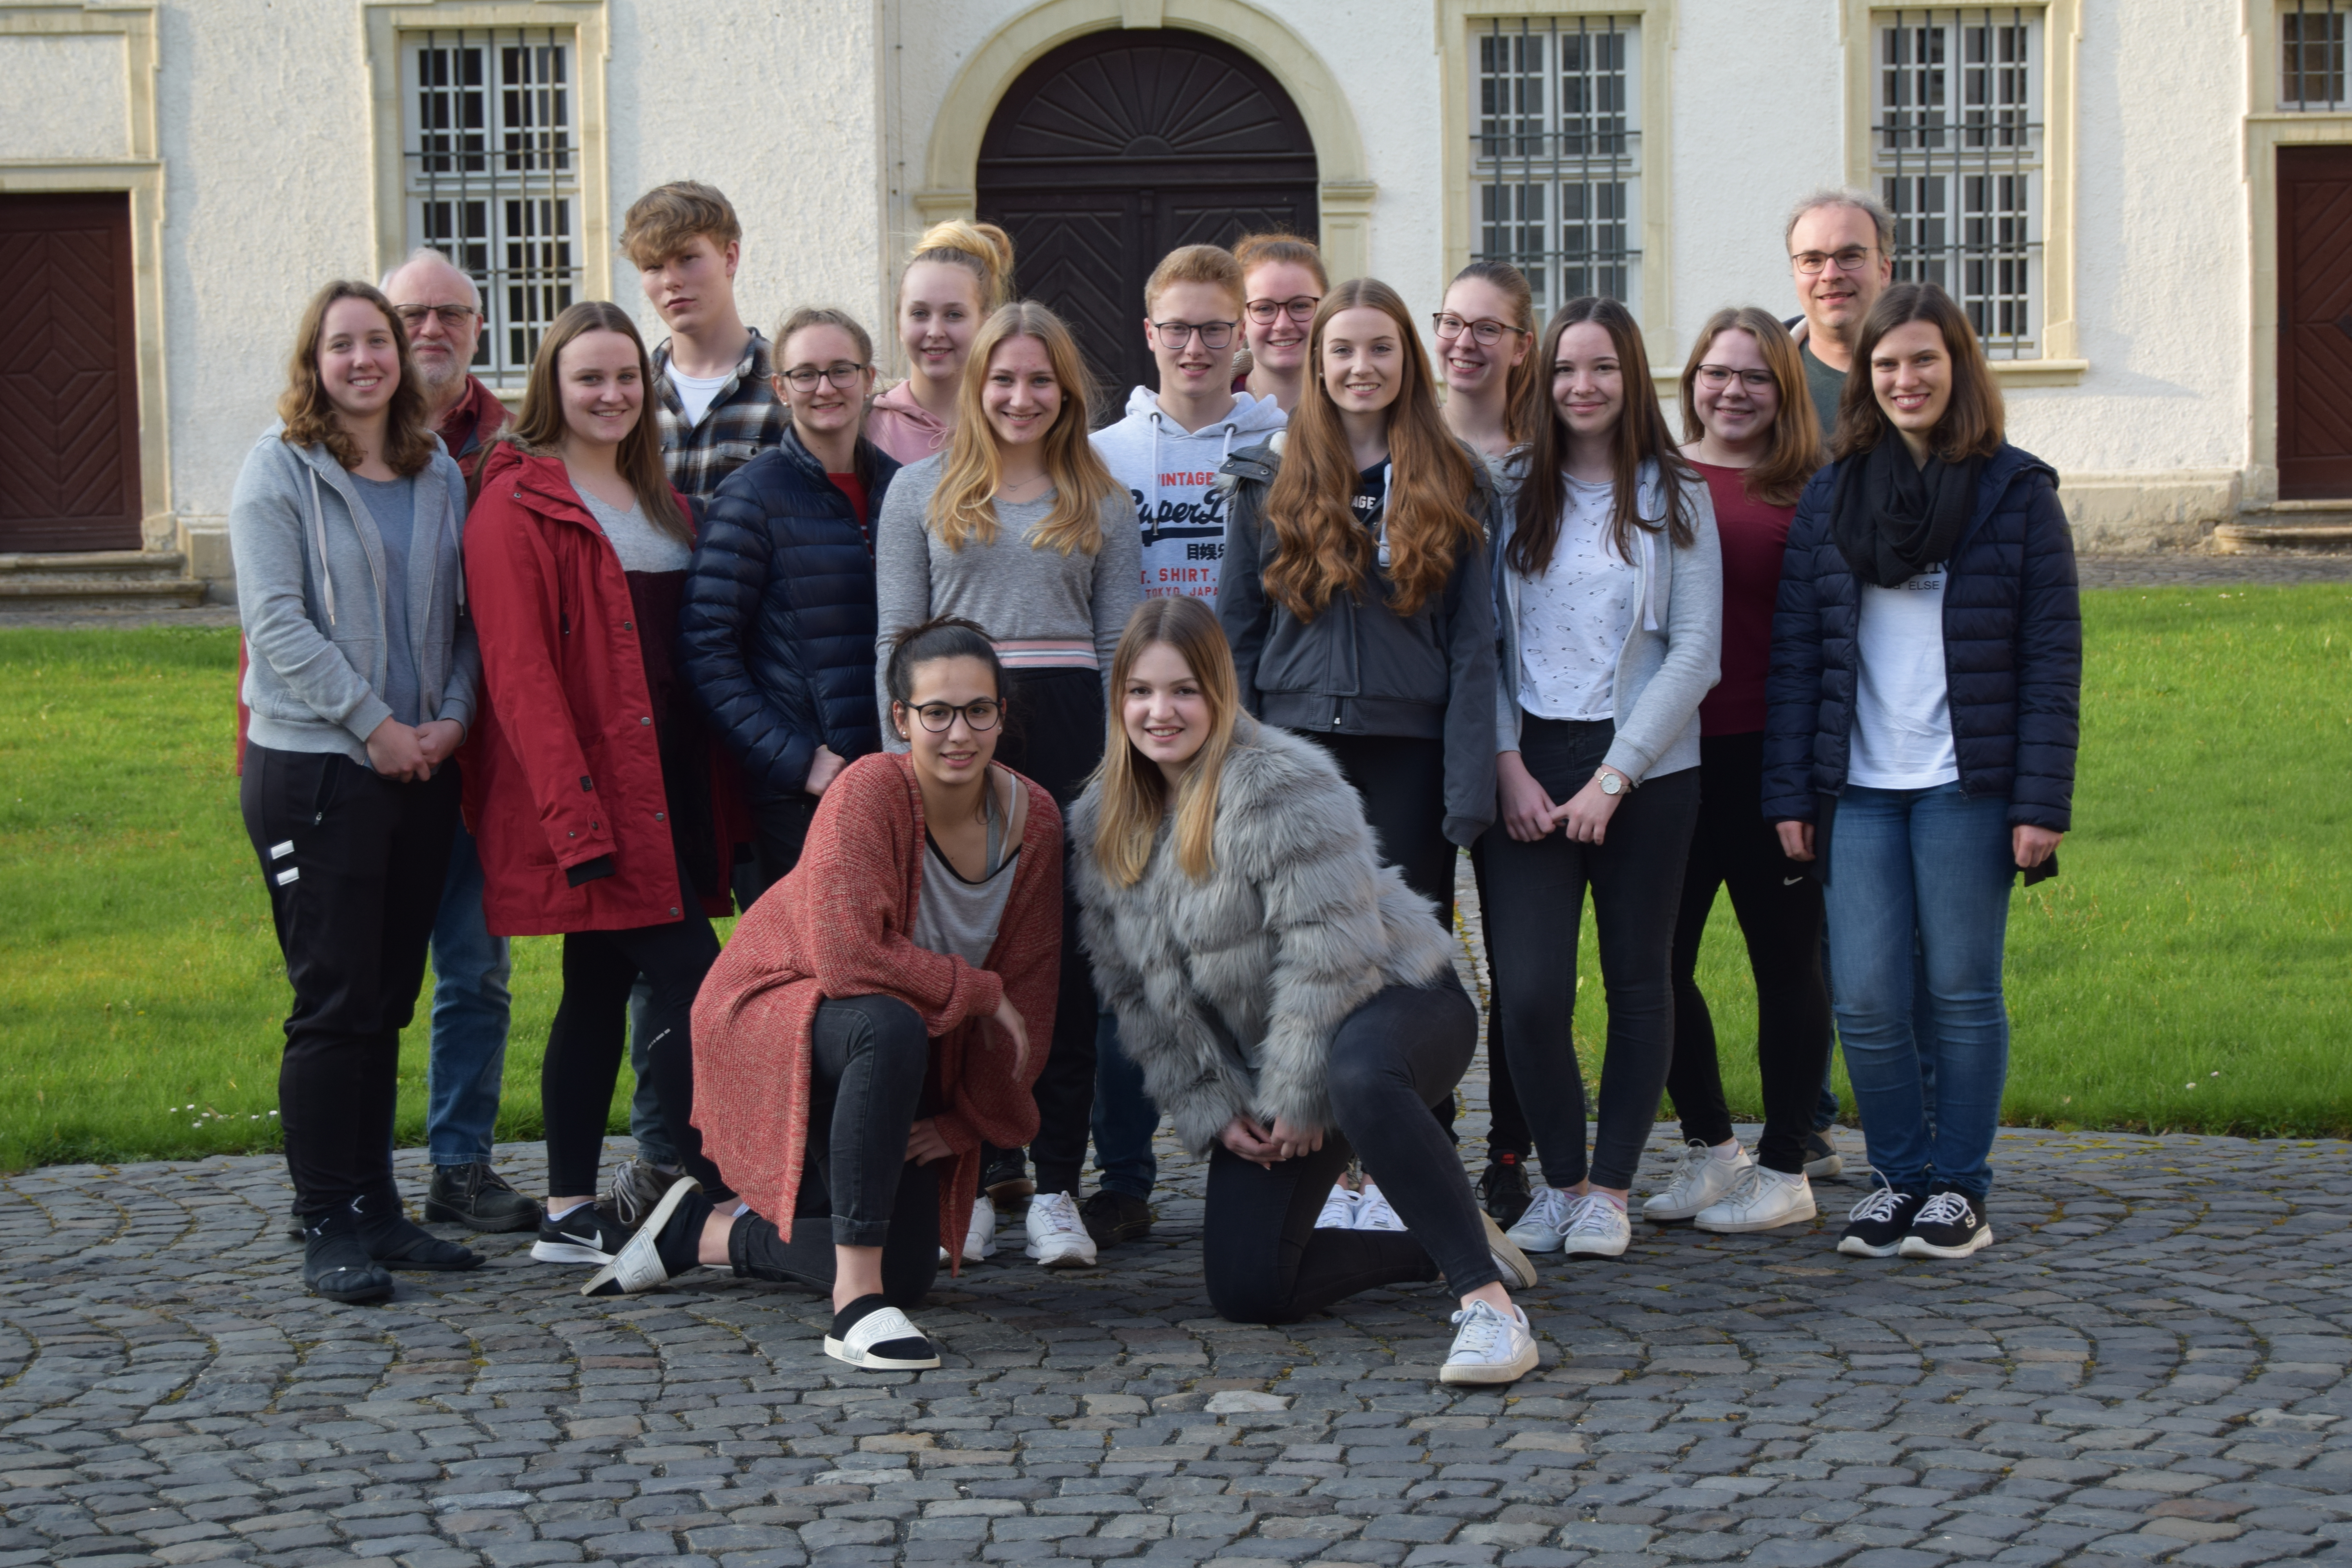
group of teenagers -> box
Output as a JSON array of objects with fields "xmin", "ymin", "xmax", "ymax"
[{"xmin": 229, "ymin": 176, "xmax": 2080, "ymax": 1387}]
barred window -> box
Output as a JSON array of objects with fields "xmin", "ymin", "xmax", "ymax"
[
  {"xmin": 1469, "ymin": 16, "xmax": 1641, "ymax": 319},
  {"xmin": 400, "ymin": 28, "xmax": 580, "ymax": 381},
  {"xmin": 2283, "ymin": 1, "xmax": 2348, "ymax": 108},
  {"xmin": 1873, "ymin": 7, "xmax": 2043, "ymax": 358}
]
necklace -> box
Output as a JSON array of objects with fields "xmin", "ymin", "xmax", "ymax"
[{"xmin": 998, "ymin": 470, "xmax": 1050, "ymax": 500}]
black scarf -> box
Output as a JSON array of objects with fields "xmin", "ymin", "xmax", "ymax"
[{"xmin": 1831, "ymin": 438, "xmax": 1981, "ymax": 587}]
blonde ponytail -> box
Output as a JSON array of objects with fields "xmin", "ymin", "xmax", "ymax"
[{"xmin": 904, "ymin": 220, "xmax": 1016, "ymax": 314}]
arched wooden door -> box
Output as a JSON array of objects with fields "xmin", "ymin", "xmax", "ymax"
[{"xmin": 977, "ymin": 29, "xmax": 1319, "ymax": 410}]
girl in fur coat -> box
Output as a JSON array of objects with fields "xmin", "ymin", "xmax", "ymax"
[{"xmin": 1070, "ymin": 597, "xmax": 1542, "ymax": 1385}]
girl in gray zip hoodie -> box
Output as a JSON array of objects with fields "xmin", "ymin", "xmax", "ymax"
[{"xmin": 229, "ymin": 280, "xmax": 482, "ymax": 1305}]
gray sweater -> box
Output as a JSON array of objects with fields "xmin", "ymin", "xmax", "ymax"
[
  {"xmin": 1492, "ymin": 456, "xmax": 1722, "ymax": 783},
  {"xmin": 230, "ymin": 425, "xmax": 478, "ymax": 764},
  {"xmin": 873, "ymin": 453, "xmax": 1141, "ymax": 744}
]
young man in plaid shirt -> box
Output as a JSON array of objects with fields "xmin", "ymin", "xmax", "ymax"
[{"xmin": 622, "ymin": 181, "xmax": 788, "ymax": 505}]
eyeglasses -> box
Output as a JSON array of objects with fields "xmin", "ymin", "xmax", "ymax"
[
  {"xmin": 1695, "ymin": 365, "xmax": 1777, "ymax": 391},
  {"xmin": 392, "ymin": 303, "xmax": 478, "ymax": 328},
  {"xmin": 907, "ymin": 698, "xmax": 1002, "ymax": 733},
  {"xmin": 1432, "ymin": 313, "xmax": 1529, "ymax": 347},
  {"xmin": 1245, "ymin": 295, "xmax": 1321, "ymax": 325},
  {"xmin": 1791, "ymin": 247, "xmax": 1878, "ymax": 276},
  {"xmin": 781, "ymin": 361, "xmax": 870, "ymax": 390},
  {"xmin": 1151, "ymin": 319, "xmax": 1237, "ymax": 350}
]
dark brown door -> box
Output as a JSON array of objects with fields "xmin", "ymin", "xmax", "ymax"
[
  {"xmin": 0, "ymin": 193, "xmax": 142, "ymax": 551},
  {"xmin": 2279, "ymin": 147, "xmax": 2352, "ymax": 499},
  {"xmin": 978, "ymin": 29, "xmax": 1318, "ymax": 412}
]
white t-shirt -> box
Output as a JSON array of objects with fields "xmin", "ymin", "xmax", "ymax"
[
  {"xmin": 668, "ymin": 367, "xmax": 731, "ymax": 427},
  {"xmin": 1516, "ymin": 475, "xmax": 1639, "ymax": 722},
  {"xmin": 1848, "ymin": 565, "xmax": 1959, "ymax": 788}
]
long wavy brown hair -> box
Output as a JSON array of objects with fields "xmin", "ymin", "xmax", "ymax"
[
  {"xmin": 1508, "ymin": 296, "xmax": 1694, "ymax": 576},
  {"xmin": 1831, "ymin": 281, "xmax": 2005, "ymax": 463},
  {"xmin": 277, "ymin": 280, "xmax": 437, "ymax": 475},
  {"xmin": 927, "ymin": 301, "xmax": 1118, "ymax": 555},
  {"xmin": 1261, "ymin": 279, "xmax": 1480, "ymax": 620},
  {"xmin": 1677, "ymin": 306, "xmax": 1823, "ymax": 508},
  {"xmin": 1090, "ymin": 597, "xmax": 1241, "ymax": 888},
  {"xmin": 501, "ymin": 300, "xmax": 688, "ymax": 542}
]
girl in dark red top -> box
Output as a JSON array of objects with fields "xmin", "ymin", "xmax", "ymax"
[
  {"xmin": 463, "ymin": 300, "xmax": 742, "ymax": 1269},
  {"xmin": 1643, "ymin": 306, "xmax": 1836, "ymax": 1235}
]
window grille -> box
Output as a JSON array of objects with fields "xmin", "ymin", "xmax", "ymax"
[
  {"xmin": 1873, "ymin": 7, "xmax": 2043, "ymax": 357},
  {"xmin": 400, "ymin": 28, "xmax": 579, "ymax": 381},
  {"xmin": 1469, "ymin": 16, "xmax": 1641, "ymax": 318},
  {"xmin": 2283, "ymin": 1, "xmax": 2348, "ymax": 108}
]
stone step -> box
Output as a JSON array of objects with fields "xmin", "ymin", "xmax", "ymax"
[
  {"xmin": 0, "ymin": 548, "xmax": 190, "ymax": 580},
  {"xmin": 0, "ymin": 550, "xmax": 205, "ymax": 610},
  {"xmin": 2212, "ymin": 501, "xmax": 2352, "ymax": 554}
]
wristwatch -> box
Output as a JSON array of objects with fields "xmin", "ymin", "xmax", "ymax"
[{"xmin": 1595, "ymin": 768, "xmax": 1626, "ymax": 797}]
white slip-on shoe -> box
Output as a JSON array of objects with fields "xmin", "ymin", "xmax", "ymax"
[
  {"xmin": 1354, "ymin": 1180, "xmax": 1409, "ymax": 1233},
  {"xmin": 824, "ymin": 1294, "xmax": 942, "ymax": 1370},
  {"xmin": 1023, "ymin": 1190, "xmax": 1098, "ymax": 1268},
  {"xmin": 1693, "ymin": 1165, "xmax": 1817, "ymax": 1234},
  {"xmin": 1441, "ymin": 1299, "xmax": 1539, "ymax": 1385},
  {"xmin": 1480, "ymin": 1210, "xmax": 1539, "ymax": 1290},
  {"xmin": 1505, "ymin": 1183, "xmax": 1572, "ymax": 1253},
  {"xmin": 1560, "ymin": 1192, "xmax": 1632, "ymax": 1258},
  {"xmin": 962, "ymin": 1193, "xmax": 998, "ymax": 1262},
  {"xmin": 1643, "ymin": 1140, "xmax": 1754, "ymax": 1223},
  {"xmin": 1315, "ymin": 1183, "xmax": 1360, "ymax": 1230},
  {"xmin": 579, "ymin": 1178, "xmax": 699, "ymax": 1298}
]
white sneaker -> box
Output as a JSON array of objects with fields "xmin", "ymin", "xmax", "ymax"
[
  {"xmin": 1643, "ymin": 1140, "xmax": 1753, "ymax": 1222},
  {"xmin": 1440, "ymin": 1299, "xmax": 1538, "ymax": 1385},
  {"xmin": 1560, "ymin": 1192, "xmax": 1632, "ymax": 1257},
  {"xmin": 1505, "ymin": 1183, "xmax": 1573, "ymax": 1252},
  {"xmin": 1693, "ymin": 1165, "xmax": 1817, "ymax": 1233},
  {"xmin": 1354, "ymin": 1179, "xmax": 1409, "ymax": 1233},
  {"xmin": 1023, "ymin": 1190, "xmax": 1098, "ymax": 1268},
  {"xmin": 962, "ymin": 1193, "xmax": 998, "ymax": 1261},
  {"xmin": 1480, "ymin": 1211, "xmax": 1539, "ymax": 1290},
  {"xmin": 1315, "ymin": 1183, "xmax": 1359, "ymax": 1229}
]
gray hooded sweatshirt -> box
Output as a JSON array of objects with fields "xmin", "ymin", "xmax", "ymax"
[
  {"xmin": 230, "ymin": 425, "xmax": 478, "ymax": 765},
  {"xmin": 1087, "ymin": 387, "xmax": 1287, "ymax": 604}
]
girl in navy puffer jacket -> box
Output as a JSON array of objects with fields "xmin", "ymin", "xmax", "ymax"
[{"xmin": 1764, "ymin": 283, "xmax": 2080, "ymax": 1264}]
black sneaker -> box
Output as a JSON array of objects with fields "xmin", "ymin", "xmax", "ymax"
[
  {"xmin": 301, "ymin": 1205, "xmax": 394, "ymax": 1304},
  {"xmin": 1836, "ymin": 1177, "xmax": 1927, "ymax": 1258},
  {"xmin": 532, "ymin": 1201, "xmax": 630, "ymax": 1264},
  {"xmin": 354, "ymin": 1192, "xmax": 482, "ymax": 1272},
  {"xmin": 1898, "ymin": 1191, "xmax": 1993, "ymax": 1259},
  {"xmin": 1479, "ymin": 1152, "xmax": 1533, "ymax": 1228},
  {"xmin": 1800, "ymin": 1129, "xmax": 1846, "ymax": 1180},
  {"xmin": 983, "ymin": 1151, "xmax": 1034, "ymax": 1208},
  {"xmin": 1080, "ymin": 1189, "xmax": 1153, "ymax": 1249},
  {"xmin": 604, "ymin": 1156, "xmax": 688, "ymax": 1233},
  {"xmin": 424, "ymin": 1163, "xmax": 543, "ymax": 1232}
]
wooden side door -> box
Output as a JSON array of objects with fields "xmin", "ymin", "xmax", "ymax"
[
  {"xmin": 0, "ymin": 192, "xmax": 143, "ymax": 551},
  {"xmin": 2278, "ymin": 146, "xmax": 2352, "ymax": 499}
]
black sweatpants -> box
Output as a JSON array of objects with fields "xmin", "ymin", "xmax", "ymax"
[
  {"xmin": 1664, "ymin": 732, "xmax": 1834, "ymax": 1174},
  {"xmin": 541, "ymin": 889, "xmax": 723, "ymax": 1200},
  {"xmin": 1467, "ymin": 835, "xmax": 1532, "ymax": 1160},
  {"xmin": 241, "ymin": 744, "xmax": 460, "ymax": 1216},
  {"xmin": 1203, "ymin": 978, "xmax": 1490, "ymax": 1325},
  {"xmin": 985, "ymin": 666, "xmax": 1102, "ymax": 1195},
  {"xmin": 1486, "ymin": 715, "xmax": 1699, "ymax": 1192}
]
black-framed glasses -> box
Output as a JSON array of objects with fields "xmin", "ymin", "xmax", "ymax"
[
  {"xmin": 781, "ymin": 361, "xmax": 870, "ymax": 390},
  {"xmin": 1432, "ymin": 312, "xmax": 1528, "ymax": 347},
  {"xmin": 1151, "ymin": 319, "xmax": 1236, "ymax": 350},
  {"xmin": 1791, "ymin": 246, "xmax": 1878, "ymax": 276},
  {"xmin": 907, "ymin": 698, "xmax": 1002, "ymax": 733},
  {"xmin": 1695, "ymin": 365, "xmax": 1777, "ymax": 391},
  {"xmin": 392, "ymin": 303, "xmax": 477, "ymax": 328},
  {"xmin": 1245, "ymin": 295, "xmax": 1321, "ymax": 325}
]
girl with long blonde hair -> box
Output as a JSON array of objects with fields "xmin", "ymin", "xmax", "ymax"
[
  {"xmin": 867, "ymin": 219, "xmax": 1017, "ymax": 465},
  {"xmin": 1071, "ymin": 597, "xmax": 1542, "ymax": 1382},
  {"xmin": 871, "ymin": 299, "xmax": 1140, "ymax": 1268}
]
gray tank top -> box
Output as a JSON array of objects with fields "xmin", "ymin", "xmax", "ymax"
[{"xmin": 911, "ymin": 777, "xmax": 1020, "ymax": 968}]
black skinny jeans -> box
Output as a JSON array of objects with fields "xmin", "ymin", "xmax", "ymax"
[
  {"xmin": 540, "ymin": 869, "xmax": 724, "ymax": 1200},
  {"xmin": 1487, "ymin": 715, "xmax": 1699, "ymax": 1192},
  {"xmin": 1203, "ymin": 978, "xmax": 1491, "ymax": 1325},
  {"xmin": 986, "ymin": 666, "xmax": 1102, "ymax": 1194},
  {"xmin": 242, "ymin": 745, "xmax": 459, "ymax": 1216},
  {"xmin": 1664, "ymin": 733, "xmax": 1834, "ymax": 1174}
]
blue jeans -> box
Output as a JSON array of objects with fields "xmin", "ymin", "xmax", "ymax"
[
  {"xmin": 1824, "ymin": 782, "xmax": 2014, "ymax": 1203},
  {"xmin": 1815, "ymin": 935, "xmax": 1936, "ymax": 1132},
  {"xmin": 1089, "ymin": 1013, "xmax": 1159, "ymax": 1201},
  {"xmin": 424, "ymin": 821, "xmax": 514, "ymax": 1167}
]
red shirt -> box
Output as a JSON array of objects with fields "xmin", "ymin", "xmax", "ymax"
[
  {"xmin": 1691, "ymin": 461, "xmax": 1798, "ymax": 736},
  {"xmin": 827, "ymin": 471, "xmax": 870, "ymax": 549}
]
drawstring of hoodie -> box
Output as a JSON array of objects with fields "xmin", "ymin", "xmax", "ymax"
[{"xmin": 309, "ymin": 466, "xmax": 337, "ymax": 628}]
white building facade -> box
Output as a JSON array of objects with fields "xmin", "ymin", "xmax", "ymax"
[{"xmin": 2, "ymin": 0, "xmax": 2346, "ymax": 597}]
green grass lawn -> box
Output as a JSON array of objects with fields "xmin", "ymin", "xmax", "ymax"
[{"xmin": 0, "ymin": 583, "xmax": 2346, "ymax": 1170}]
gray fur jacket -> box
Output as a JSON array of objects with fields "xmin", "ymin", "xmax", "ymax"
[{"xmin": 1068, "ymin": 719, "xmax": 1457, "ymax": 1155}]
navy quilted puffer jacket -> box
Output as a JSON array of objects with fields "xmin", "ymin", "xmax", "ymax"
[
  {"xmin": 679, "ymin": 426, "xmax": 899, "ymax": 800},
  {"xmin": 1763, "ymin": 441, "xmax": 2080, "ymax": 834}
]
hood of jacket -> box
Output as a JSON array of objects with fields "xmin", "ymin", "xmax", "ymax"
[
  {"xmin": 869, "ymin": 379, "xmax": 946, "ymax": 434},
  {"xmin": 1091, "ymin": 389, "xmax": 1289, "ymax": 601}
]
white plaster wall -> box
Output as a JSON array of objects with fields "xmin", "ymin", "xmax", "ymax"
[{"xmin": 0, "ymin": 35, "xmax": 129, "ymax": 160}]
